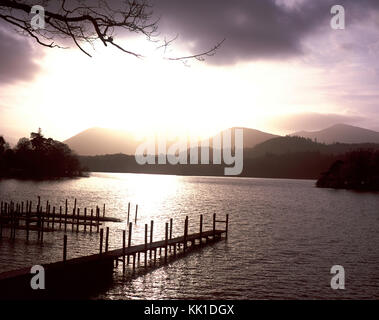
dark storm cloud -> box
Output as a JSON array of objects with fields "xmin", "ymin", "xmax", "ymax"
[
  {"xmin": 152, "ymin": 0, "xmax": 379, "ymax": 64},
  {"xmin": 0, "ymin": 26, "xmax": 40, "ymax": 84}
]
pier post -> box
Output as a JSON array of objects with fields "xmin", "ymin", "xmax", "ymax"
[
  {"xmin": 225, "ymin": 214, "xmax": 229, "ymax": 239},
  {"xmin": 183, "ymin": 216, "xmax": 188, "ymax": 253},
  {"xmin": 64, "ymin": 203, "xmax": 68, "ymax": 232},
  {"xmin": 144, "ymin": 224, "xmax": 148, "ymax": 268},
  {"xmin": 150, "ymin": 220, "xmax": 154, "ymax": 259},
  {"xmin": 169, "ymin": 218, "xmax": 173, "ymax": 252},
  {"xmin": 52, "ymin": 206, "xmax": 55, "ymax": 231},
  {"xmin": 213, "ymin": 213, "xmax": 216, "ymax": 239},
  {"xmin": 127, "ymin": 222, "xmax": 132, "ymax": 264},
  {"xmin": 122, "ymin": 230, "xmax": 126, "ymax": 274},
  {"xmin": 105, "ymin": 227, "xmax": 109, "ymax": 252},
  {"xmin": 63, "ymin": 234, "xmax": 67, "ymax": 262},
  {"xmin": 90, "ymin": 209, "xmax": 93, "ymax": 233},
  {"xmin": 103, "ymin": 204, "xmax": 105, "ymax": 218},
  {"xmin": 96, "ymin": 207, "xmax": 100, "ymax": 233},
  {"xmin": 26, "ymin": 205, "xmax": 30, "ymax": 241},
  {"xmin": 59, "ymin": 206, "xmax": 62, "ymax": 229},
  {"xmin": 71, "ymin": 208, "xmax": 75, "ymax": 232},
  {"xmin": 84, "ymin": 208, "xmax": 87, "ymax": 232},
  {"xmin": 127, "ymin": 202, "xmax": 130, "ymax": 223},
  {"xmin": 40, "ymin": 208, "xmax": 44, "ymax": 243},
  {"xmin": 76, "ymin": 208, "xmax": 80, "ymax": 232},
  {"xmin": 99, "ymin": 228, "xmax": 104, "ymax": 254},
  {"xmin": 165, "ymin": 222, "xmax": 169, "ymax": 263},
  {"xmin": 135, "ymin": 204, "xmax": 138, "ymax": 224},
  {"xmin": 200, "ymin": 214, "xmax": 203, "ymax": 244}
]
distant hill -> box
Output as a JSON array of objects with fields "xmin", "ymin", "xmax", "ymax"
[
  {"xmin": 219, "ymin": 127, "xmax": 279, "ymax": 149},
  {"xmin": 65, "ymin": 127, "xmax": 278, "ymax": 156},
  {"xmin": 292, "ymin": 124, "xmax": 379, "ymax": 144},
  {"xmin": 64, "ymin": 127, "xmax": 141, "ymax": 156}
]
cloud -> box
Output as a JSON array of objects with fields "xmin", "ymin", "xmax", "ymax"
[
  {"xmin": 151, "ymin": 0, "xmax": 379, "ymax": 65},
  {"xmin": 0, "ymin": 26, "xmax": 41, "ymax": 84},
  {"xmin": 268, "ymin": 112, "xmax": 366, "ymax": 132}
]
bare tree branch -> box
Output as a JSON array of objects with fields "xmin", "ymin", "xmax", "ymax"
[{"xmin": 0, "ymin": 0, "xmax": 223, "ymax": 62}]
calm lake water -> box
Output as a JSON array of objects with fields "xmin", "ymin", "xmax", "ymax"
[{"xmin": 1, "ymin": 173, "xmax": 379, "ymax": 299}]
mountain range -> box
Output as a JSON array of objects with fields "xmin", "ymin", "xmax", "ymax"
[
  {"xmin": 64, "ymin": 124, "xmax": 379, "ymax": 156},
  {"xmin": 291, "ymin": 124, "xmax": 379, "ymax": 144}
]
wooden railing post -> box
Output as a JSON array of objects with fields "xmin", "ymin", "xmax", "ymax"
[
  {"xmin": 150, "ymin": 220, "xmax": 154, "ymax": 259},
  {"xmin": 122, "ymin": 230, "xmax": 126, "ymax": 274},
  {"xmin": 199, "ymin": 214, "xmax": 203, "ymax": 244},
  {"xmin": 183, "ymin": 216, "xmax": 188, "ymax": 253},
  {"xmin": 225, "ymin": 214, "xmax": 229, "ymax": 239},
  {"xmin": 213, "ymin": 213, "xmax": 216, "ymax": 239},
  {"xmin": 165, "ymin": 222, "xmax": 169, "ymax": 263},
  {"xmin": 127, "ymin": 222, "xmax": 132, "ymax": 264},
  {"xmin": 144, "ymin": 223, "xmax": 148, "ymax": 268},
  {"xmin": 127, "ymin": 202, "xmax": 130, "ymax": 223}
]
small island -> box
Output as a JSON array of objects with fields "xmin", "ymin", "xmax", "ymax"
[
  {"xmin": 316, "ymin": 149, "xmax": 379, "ymax": 191},
  {"xmin": 0, "ymin": 129, "xmax": 83, "ymax": 179}
]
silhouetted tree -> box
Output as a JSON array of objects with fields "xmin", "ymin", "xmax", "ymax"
[
  {"xmin": 317, "ymin": 149, "xmax": 379, "ymax": 190},
  {"xmin": 0, "ymin": 130, "xmax": 82, "ymax": 178}
]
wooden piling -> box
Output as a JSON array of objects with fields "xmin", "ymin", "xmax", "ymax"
[
  {"xmin": 103, "ymin": 204, "xmax": 105, "ymax": 218},
  {"xmin": 99, "ymin": 228, "xmax": 104, "ymax": 254},
  {"xmin": 64, "ymin": 203, "xmax": 68, "ymax": 232},
  {"xmin": 127, "ymin": 202, "xmax": 130, "ymax": 223},
  {"xmin": 90, "ymin": 209, "xmax": 94, "ymax": 233},
  {"xmin": 165, "ymin": 222, "xmax": 169, "ymax": 263},
  {"xmin": 96, "ymin": 207, "xmax": 100, "ymax": 233},
  {"xmin": 84, "ymin": 208, "xmax": 87, "ymax": 232},
  {"xmin": 63, "ymin": 234, "xmax": 67, "ymax": 262},
  {"xmin": 169, "ymin": 218, "xmax": 173, "ymax": 239},
  {"xmin": 213, "ymin": 213, "xmax": 216, "ymax": 239},
  {"xmin": 71, "ymin": 208, "xmax": 75, "ymax": 232},
  {"xmin": 40, "ymin": 208, "xmax": 44, "ymax": 243},
  {"xmin": 183, "ymin": 216, "xmax": 188, "ymax": 253},
  {"xmin": 105, "ymin": 227, "xmax": 109, "ymax": 252},
  {"xmin": 144, "ymin": 224, "xmax": 148, "ymax": 267},
  {"xmin": 59, "ymin": 206, "xmax": 62, "ymax": 229},
  {"xmin": 122, "ymin": 230, "xmax": 126, "ymax": 274},
  {"xmin": 200, "ymin": 214, "xmax": 203, "ymax": 243},
  {"xmin": 127, "ymin": 222, "xmax": 132, "ymax": 264},
  {"xmin": 225, "ymin": 214, "xmax": 229, "ymax": 239},
  {"xmin": 76, "ymin": 208, "xmax": 80, "ymax": 232},
  {"xmin": 134, "ymin": 204, "xmax": 138, "ymax": 224},
  {"xmin": 149, "ymin": 220, "xmax": 154, "ymax": 259}
]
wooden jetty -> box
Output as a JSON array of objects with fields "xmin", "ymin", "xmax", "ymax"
[
  {"xmin": 0, "ymin": 213, "xmax": 229, "ymax": 299},
  {"xmin": 0, "ymin": 197, "xmax": 124, "ymax": 241}
]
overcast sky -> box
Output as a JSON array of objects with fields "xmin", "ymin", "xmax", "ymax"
[{"xmin": 0, "ymin": 0, "xmax": 378, "ymax": 142}]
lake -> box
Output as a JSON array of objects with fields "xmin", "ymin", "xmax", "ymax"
[{"xmin": 1, "ymin": 172, "xmax": 379, "ymax": 299}]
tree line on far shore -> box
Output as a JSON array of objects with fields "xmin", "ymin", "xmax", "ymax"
[
  {"xmin": 317, "ymin": 149, "xmax": 379, "ymax": 191},
  {"xmin": 0, "ymin": 129, "xmax": 83, "ymax": 179}
]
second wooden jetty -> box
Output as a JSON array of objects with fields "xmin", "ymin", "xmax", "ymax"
[{"xmin": 0, "ymin": 213, "xmax": 229, "ymax": 299}]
